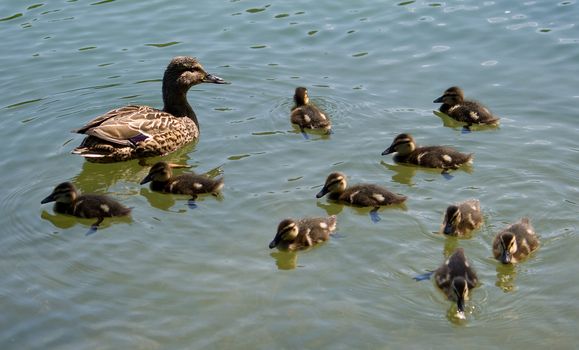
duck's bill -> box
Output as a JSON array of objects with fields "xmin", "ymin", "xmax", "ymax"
[
  {"xmin": 381, "ymin": 146, "xmax": 395, "ymax": 155},
  {"xmin": 500, "ymin": 250, "xmax": 512, "ymax": 264},
  {"xmin": 316, "ymin": 187, "xmax": 329, "ymax": 198},
  {"xmin": 203, "ymin": 73, "xmax": 229, "ymax": 84},
  {"xmin": 443, "ymin": 223, "xmax": 454, "ymax": 235},
  {"xmin": 457, "ymin": 297, "xmax": 465, "ymax": 314},
  {"xmin": 433, "ymin": 96, "xmax": 444, "ymax": 103},
  {"xmin": 268, "ymin": 238, "xmax": 278, "ymax": 249},
  {"xmin": 41, "ymin": 193, "xmax": 55, "ymax": 204},
  {"xmin": 140, "ymin": 174, "xmax": 153, "ymax": 185}
]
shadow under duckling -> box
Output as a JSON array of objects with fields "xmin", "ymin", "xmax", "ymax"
[
  {"xmin": 140, "ymin": 161, "xmax": 224, "ymax": 208},
  {"xmin": 316, "ymin": 172, "xmax": 406, "ymax": 223},
  {"xmin": 440, "ymin": 199, "xmax": 483, "ymax": 237},
  {"xmin": 434, "ymin": 86, "xmax": 500, "ymax": 132},
  {"xmin": 382, "ymin": 133, "xmax": 473, "ymax": 179},
  {"xmin": 41, "ymin": 182, "xmax": 131, "ymax": 234},
  {"xmin": 492, "ymin": 217, "xmax": 540, "ymax": 264},
  {"xmin": 269, "ymin": 215, "xmax": 337, "ymax": 251},
  {"xmin": 290, "ymin": 87, "xmax": 332, "ymax": 138}
]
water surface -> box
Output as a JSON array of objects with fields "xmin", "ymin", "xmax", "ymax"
[{"xmin": 1, "ymin": 0, "xmax": 578, "ymax": 349}]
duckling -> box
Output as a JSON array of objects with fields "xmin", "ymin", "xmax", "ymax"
[
  {"xmin": 269, "ymin": 215, "xmax": 337, "ymax": 251},
  {"xmin": 290, "ymin": 87, "xmax": 332, "ymax": 136},
  {"xmin": 492, "ymin": 217, "xmax": 539, "ymax": 264},
  {"xmin": 72, "ymin": 56, "xmax": 228, "ymax": 163},
  {"xmin": 434, "ymin": 248, "xmax": 479, "ymax": 320},
  {"xmin": 381, "ymin": 133, "xmax": 473, "ymax": 177},
  {"xmin": 434, "ymin": 86, "xmax": 500, "ymax": 130},
  {"xmin": 41, "ymin": 182, "xmax": 131, "ymax": 233},
  {"xmin": 140, "ymin": 161, "xmax": 223, "ymax": 207},
  {"xmin": 316, "ymin": 172, "xmax": 406, "ymax": 222},
  {"xmin": 440, "ymin": 199, "xmax": 483, "ymax": 237}
]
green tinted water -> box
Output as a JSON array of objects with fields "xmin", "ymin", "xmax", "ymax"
[{"xmin": 1, "ymin": 1, "xmax": 578, "ymax": 348}]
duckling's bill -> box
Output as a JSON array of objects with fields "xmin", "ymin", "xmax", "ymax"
[
  {"xmin": 381, "ymin": 145, "xmax": 395, "ymax": 155},
  {"xmin": 140, "ymin": 174, "xmax": 154, "ymax": 185},
  {"xmin": 316, "ymin": 187, "xmax": 329, "ymax": 198},
  {"xmin": 41, "ymin": 193, "xmax": 56, "ymax": 204}
]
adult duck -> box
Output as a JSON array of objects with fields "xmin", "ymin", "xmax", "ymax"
[{"xmin": 72, "ymin": 56, "xmax": 228, "ymax": 162}]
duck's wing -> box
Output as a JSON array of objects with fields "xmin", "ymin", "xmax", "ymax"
[
  {"xmin": 407, "ymin": 146, "xmax": 466, "ymax": 169},
  {"xmin": 73, "ymin": 105, "xmax": 176, "ymax": 146},
  {"xmin": 460, "ymin": 199, "xmax": 483, "ymax": 224},
  {"xmin": 434, "ymin": 263, "xmax": 452, "ymax": 289},
  {"xmin": 462, "ymin": 101, "xmax": 500, "ymax": 124},
  {"xmin": 512, "ymin": 218, "xmax": 540, "ymax": 252}
]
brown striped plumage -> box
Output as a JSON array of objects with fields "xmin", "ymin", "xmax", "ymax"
[
  {"xmin": 434, "ymin": 86, "xmax": 500, "ymax": 127},
  {"xmin": 41, "ymin": 182, "xmax": 131, "ymax": 228},
  {"xmin": 290, "ymin": 87, "xmax": 332, "ymax": 133},
  {"xmin": 492, "ymin": 217, "xmax": 540, "ymax": 264},
  {"xmin": 440, "ymin": 199, "xmax": 483, "ymax": 237},
  {"xmin": 316, "ymin": 172, "xmax": 406, "ymax": 207},
  {"xmin": 269, "ymin": 216, "xmax": 337, "ymax": 251},
  {"xmin": 140, "ymin": 161, "xmax": 224, "ymax": 198},
  {"xmin": 382, "ymin": 133, "xmax": 473, "ymax": 170},
  {"xmin": 72, "ymin": 57, "xmax": 228, "ymax": 163},
  {"xmin": 434, "ymin": 248, "xmax": 479, "ymax": 319}
]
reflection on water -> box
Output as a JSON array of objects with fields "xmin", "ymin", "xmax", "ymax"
[
  {"xmin": 445, "ymin": 303, "xmax": 473, "ymax": 324},
  {"xmin": 40, "ymin": 209, "xmax": 132, "ymax": 235},
  {"xmin": 2, "ymin": 0, "xmax": 579, "ymax": 347},
  {"xmin": 140, "ymin": 187, "xmax": 179, "ymax": 212},
  {"xmin": 442, "ymin": 237, "xmax": 462, "ymax": 258},
  {"xmin": 380, "ymin": 158, "xmax": 474, "ymax": 185},
  {"xmin": 380, "ymin": 161, "xmax": 418, "ymax": 186},
  {"xmin": 495, "ymin": 263, "xmax": 518, "ymax": 293},
  {"xmin": 316, "ymin": 200, "xmax": 345, "ymax": 216},
  {"xmin": 71, "ymin": 142, "xmax": 196, "ymax": 193},
  {"xmin": 433, "ymin": 110, "xmax": 501, "ymax": 133},
  {"xmin": 316, "ymin": 197, "xmax": 407, "ymax": 223},
  {"xmin": 140, "ymin": 187, "xmax": 224, "ymax": 212},
  {"xmin": 270, "ymin": 250, "xmax": 299, "ymax": 270}
]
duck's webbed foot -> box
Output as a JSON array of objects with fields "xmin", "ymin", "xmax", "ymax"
[
  {"xmin": 441, "ymin": 170, "xmax": 454, "ymax": 180},
  {"xmin": 370, "ymin": 207, "xmax": 381, "ymax": 223},
  {"xmin": 87, "ymin": 217, "xmax": 104, "ymax": 235},
  {"xmin": 187, "ymin": 195, "xmax": 199, "ymax": 209},
  {"xmin": 413, "ymin": 271, "xmax": 434, "ymax": 281}
]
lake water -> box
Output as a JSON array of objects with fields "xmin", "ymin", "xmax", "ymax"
[{"xmin": 1, "ymin": 0, "xmax": 578, "ymax": 348}]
